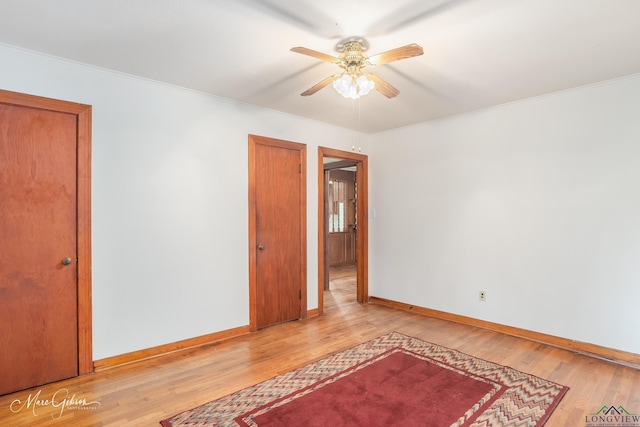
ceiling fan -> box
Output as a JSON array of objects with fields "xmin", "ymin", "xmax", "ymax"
[{"xmin": 291, "ymin": 37, "xmax": 423, "ymax": 99}]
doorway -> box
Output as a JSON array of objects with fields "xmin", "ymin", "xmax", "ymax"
[
  {"xmin": 326, "ymin": 166, "xmax": 357, "ymax": 268},
  {"xmin": 248, "ymin": 135, "xmax": 307, "ymax": 330},
  {"xmin": 0, "ymin": 89, "xmax": 92, "ymax": 395},
  {"xmin": 317, "ymin": 147, "xmax": 368, "ymax": 315}
]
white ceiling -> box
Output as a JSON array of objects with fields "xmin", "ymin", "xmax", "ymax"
[{"xmin": 1, "ymin": 0, "xmax": 639, "ymax": 133}]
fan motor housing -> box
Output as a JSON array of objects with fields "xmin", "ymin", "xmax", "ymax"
[{"xmin": 339, "ymin": 41, "xmax": 369, "ymax": 69}]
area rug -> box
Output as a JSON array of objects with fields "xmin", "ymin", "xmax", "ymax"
[{"xmin": 160, "ymin": 332, "xmax": 568, "ymax": 426}]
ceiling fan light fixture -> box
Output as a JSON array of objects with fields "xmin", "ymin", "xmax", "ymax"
[
  {"xmin": 292, "ymin": 37, "xmax": 422, "ymax": 99},
  {"xmin": 332, "ymin": 74, "xmax": 375, "ymax": 99}
]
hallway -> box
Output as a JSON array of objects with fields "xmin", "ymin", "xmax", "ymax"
[{"xmin": 325, "ymin": 264, "xmax": 356, "ymax": 310}]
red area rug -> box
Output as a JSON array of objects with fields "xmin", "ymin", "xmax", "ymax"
[{"xmin": 160, "ymin": 332, "xmax": 568, "ymax": 426}]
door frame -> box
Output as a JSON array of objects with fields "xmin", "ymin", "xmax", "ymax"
[
  {"xmin": 0, "ymin": 89, "xmax": 92, "ymax": 375},
  {"xmin": 318, "ymin": 147, "xmax": 368, "ymax": 314},
  {"xmin": 248, "ymin": 134, "xmax": 307, "ymax": 331}
]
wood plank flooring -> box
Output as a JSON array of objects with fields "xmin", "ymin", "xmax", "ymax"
[{"xmin": 2, "ymin": 265, "xmax": 639, "ymax": 426}]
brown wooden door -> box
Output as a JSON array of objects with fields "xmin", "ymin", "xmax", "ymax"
[
  {"xmin": 327, "ymin": 169, "xmax": 357, "ymax": 266},
  {"xmin": 249, "ymin": 135, "xmax": 306, "ymax": 330},
  {"xmin": 0, "ymin": 104, "xmax": 79, "ymax": 395}
]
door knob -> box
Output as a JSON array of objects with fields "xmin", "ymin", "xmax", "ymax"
[
  {"xmin": 62, "ymin": 257, "xmax": 72, "ymax": 266},
  {"xmin": 257, "ymin": 245, "xmax": 265, "ymax": 251}
]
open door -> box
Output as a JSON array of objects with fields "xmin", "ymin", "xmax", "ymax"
[
  {"xmin": 317, "ymin": 147, "xmax": 368, "ymax": 315},
  {"xmin": 326, "ymin": 167, "xmax": 357, "ymax": 271}
]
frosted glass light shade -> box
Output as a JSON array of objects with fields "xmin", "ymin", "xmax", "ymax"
[{"xmin": 332, "ymin": 74, "xmax": 375, "ymax": 99}]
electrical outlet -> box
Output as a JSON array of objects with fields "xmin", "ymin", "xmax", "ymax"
[{"xmin": 479, "ymin": 291, "xmax": 486, "ymax": 302}]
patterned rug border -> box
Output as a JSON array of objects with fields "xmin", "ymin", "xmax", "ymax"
[{"xmin": 161, "ymin": 331, "xmax": 569, "ymax": 427}]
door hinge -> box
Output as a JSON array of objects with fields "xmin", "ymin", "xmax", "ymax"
[
  {"xmin": 299, "ymin": 289, "xmax": 302, "ymax": 299},
  {"xmin": 299, "ymin": 164, "xmax": 302, "ymax": 173}
]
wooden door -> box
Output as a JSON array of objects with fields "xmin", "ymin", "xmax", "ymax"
[
  {"xmin": 327, "ymin": 169, "xmax": 357, "ymax": 266},
  {"xmin": 0, "ymin": 91, "xmax": 92, "ymax": 396},
  {"xmin": 249, "ymin": 135, "xmax": 306, "ymax": 330}
]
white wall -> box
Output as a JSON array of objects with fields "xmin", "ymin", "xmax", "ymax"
[
  {"xmin": 5, "ymin": 40, "xmax": 639, "ymax": 359},
  {"xmin": 0, "ymin": 44, "xmax": 367, "ymax": 360},
  {"xmin": 369, "ymin": 73, "xmax": 640, "ymax": 354}
]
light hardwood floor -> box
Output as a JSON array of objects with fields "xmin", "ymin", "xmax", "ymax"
[{"xmin": 2, "ymin": 266, "xmax": 639, "ymax": 426}]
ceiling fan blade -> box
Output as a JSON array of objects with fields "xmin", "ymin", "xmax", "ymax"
[
  {"xmin": 367, "ymin": 74, "xmax": 400, "ymax": 98},
  {"xmin": 300, "ymin": 75, "xmax": 337, "ymax": 96},
  {"xmin": 368, "ymin": 44, "xmax": 424, "ymax": 65},
  {"xmin": 291, "ymin": 47, "xmax": 340, "ymax": 64}
]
